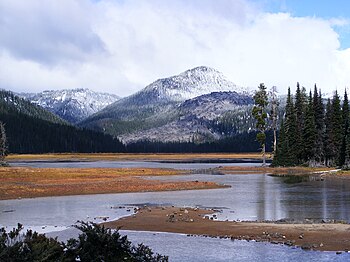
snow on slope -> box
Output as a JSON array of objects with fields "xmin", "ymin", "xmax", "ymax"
[
  {"xmin": 141, "ymin": 66, "xmax": 248, "ymax": 102},
  {"xmin": 21, "ymin": 88, "xmax": 120, "ymax": 123}
]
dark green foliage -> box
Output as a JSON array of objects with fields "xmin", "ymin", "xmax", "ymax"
[
  {"xmin": 0, "ymin": 122, "xmax": 8, "ymax": 163},
  {"xmin": 0, "ymin": 222, "xmax": 168, "ymax": 262},
  {"xmin": 127, "ymin": 131, "xmax": 273, "ymax": 153},
  {"xmin": 324, "ymin": 99, "xmax": 335, "ymax": 166},
  {"xmin": 0, "ymin": 90, "xmax": 125, "ymax": 153},
  {"xmin": 313, "ymin": 87, "xmax": 325, "ymax": 164},
  {"xmin": 271, "ymin": 120, "xmax": 288, "ymax": 166},
  {"xmin": 294, "ymin": 83, "xmax": 307, "ymax": 160},
  {"xmin": 274, "ymin": 86, "xmax": 350, "ymax": 168},
  {"xmin": 339, "ymin": 90, "xmax": 349, "ymax": 166},
  {"xmin": 344, "ymin": 124, "xmax": 350, "ymax": 169},
  {"xmin": 330, "ymin": 91, "xmax": 343, "ymax": 166},
  {"xmin": 1, "ymin": 112, "xmax": 125, "ymax": 153},
  {"xmin": 252, "ymin": 83, "xmax": 269, "ymax": 165},
  {"xmin": 283, "ymin": 88, "xmax": 298, "ymax": 165},
  {"xmin": 0, "ymin": 223, "xmax": 65, "ymax": 261},
  {"xmin": 0, "ymin": 90, "xmax": 66, "ymax": 125},
  {"xmin": 302, "ymin": 92, "xmax": 316, "ymax": 165}
]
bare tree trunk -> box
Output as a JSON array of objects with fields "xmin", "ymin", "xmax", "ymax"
[
  {"xmin": 271, "ymin": 86, "xmax": 278, "ymax": 155},
  {"xmin": 273, "ymin": 128, "xmax": 277, "ymax": 154}
]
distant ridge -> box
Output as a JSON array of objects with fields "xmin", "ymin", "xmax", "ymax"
[{"xmin": 21, "ymin": 88, "xmax": 120, "ymax": 123}]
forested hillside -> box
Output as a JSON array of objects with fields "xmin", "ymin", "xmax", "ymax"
[
  {"xmin": 0, "ymin": 90, "xmax": 125, "ymax": 153},
  {"xmin": 0, "ymin": 90, "xmax": 66, "ymax": 125}
]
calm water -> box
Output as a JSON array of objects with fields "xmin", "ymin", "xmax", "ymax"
[
  {"xmin": 47, "ymin": 229, "xmax": 350, "ymax": 262},
  {"xmin": 10, "ymin": 160, "xmax": 258, "ymax": 169},
  {"xmin": 1, "ymin": 161, "xmax": 350, "ymax": 261},
  {"xmin": 124, "ymin": 231, "xmax": 349, "ymax": 262},
  {"xmin": 2, "ymin": 173, "xmax": 350, "ymax": 227}
]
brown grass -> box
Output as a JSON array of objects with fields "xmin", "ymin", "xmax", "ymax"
[
  {"xmin": 0, "ymin": 167, "xmax": 226, "ymax": 200},
  {"xmin": 7, "ymin": 153, "xmax": 266, "ymax": 161}
]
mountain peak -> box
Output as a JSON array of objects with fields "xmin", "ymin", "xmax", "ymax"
[
  {"xmin": 141, "ymin": 66, "xmax": 246, "ymax": 102},
  {"xmin": 185, "ymin": 66, "xmax": 219, "ymax": 73}
]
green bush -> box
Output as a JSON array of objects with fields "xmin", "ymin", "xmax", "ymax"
[{"xmin": 0, "ymin": 222, "xmax": 168, "ymax": 262}]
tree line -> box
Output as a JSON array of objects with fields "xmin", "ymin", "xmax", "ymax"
[
  {"xmin": 1, "ymin": 112, "xmax": 125, "ymax": 154},
  {"xmin": 272, "ymin": 84, "xmax": 350, "ymax": 167},
  {"xmin": 126, "ymin": 131, "xmax": 273, "ymax": 153}
]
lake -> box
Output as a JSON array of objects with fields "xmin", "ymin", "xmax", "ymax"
[{"xmin": 1, "ymin": 160, "xmax": 350, "ymax": 261}]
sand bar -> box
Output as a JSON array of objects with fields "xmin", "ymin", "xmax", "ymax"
[{"xmin": 105, "ymin": 206, "xmax": 350, "ymax": 252}]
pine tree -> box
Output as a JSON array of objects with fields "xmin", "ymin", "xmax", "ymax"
[
  {"xmin": 284, "ymin": 87, "xmax": 298, "ymax": 165},
  {"xmin": 272, "ymin": 119, "xmax": 288, "ymax": 166},
  {"xmin": 313, "ymin": 86, "xmax": 325, "ymax": 164},
  {"xmin": 331, "ymin": 91, "xmax": 343, "ymax": 166},
  {"xmin": 324, "ymin": 99, "xmax": 335, "ymax": 166},
  {"xmin": 344, "ymin": 124, "xmax": 350, "ymax": 169},
  {"xmin": 340, "ymin": 90, "xmax": 349, "ymax": 166},
  {"xmin": 318, "ymin": 91, "xmax": 343, "ymax": 167},
  {"xmin": 294, "ymin": 83, "xmax": 307, "ymax": 160},
  {"xmin": 303, "ymin": 91, "xmax": 316, "ymax": 166},
  {"xmin": 252, "ymin": 83, "xmax": 269, "ymax": 166}
]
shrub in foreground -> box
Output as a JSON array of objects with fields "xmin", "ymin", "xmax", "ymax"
[{"xmin": 0, "ymin": 222, "xmax": 168, "ymax": 262}]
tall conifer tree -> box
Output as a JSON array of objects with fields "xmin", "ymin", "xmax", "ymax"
[
  {"xmin": 284, "ymin": 87, "xmax": 298, "ymax": 165},
  {"xmin": 294, "ymin": 83, "xmax": 306, "ymax": 161},
  {"xmin": 252, "ymin": 83, "xmax": 269, "ymax": 166},
  {"xmin": 303, "ymin": 91, "xmax": 316, "ymax": 165},
  {"xmin": 331, "ymin": 91, "xmax": 343, "ymax": 166},
  {"xmin": 340, "ymin": 90, "xmax": 349, "ymax": 166},
  {"xmin": 324, "ymin": 99, "xmax": 334, "ymax": 166},
  {"xmin": 313, "ymin": 86, "xmax": 325, "ymax": 164}
]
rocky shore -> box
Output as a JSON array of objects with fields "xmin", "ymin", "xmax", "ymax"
[{"xmin": 104, "ymin": 206, "xmax": 350, "ymax": 253}]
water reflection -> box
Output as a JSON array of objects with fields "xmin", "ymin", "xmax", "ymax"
[
  {"xmin": 124, "ymin": 231, "xmax": 350, "ymax": 262},
  {"xmin": 47, "ymin": 229, "xmax": 350, "ymax": 262},
  {"xmin": 9, "ymin": 160, "xmax": 259, "ymax": 169},
  {"xmin": 279, "ymin": 177, "xmax": 350, "ymax": 221},
  {"xmin": 1, "ymin": 173, "xmax": 350, "ymax": 231}
]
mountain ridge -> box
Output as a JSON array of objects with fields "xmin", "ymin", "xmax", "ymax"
[
  {"xmin": 21, "ymin": 88, "xmax": 120, "ymax": 123},
  {"xmin": 80, "ymin": 66, "xmax": 255, "ymax": 142}
]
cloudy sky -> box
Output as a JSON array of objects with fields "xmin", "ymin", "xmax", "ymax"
[{"xmin": 1, "ymin": 0, "xmax": 350, "ymax": 97}]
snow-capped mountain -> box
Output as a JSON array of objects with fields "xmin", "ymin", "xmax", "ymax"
[
  {"xmin": 0, "ymin": 89, "xmax": 66, "ymax": 125},
  {"xmin": 140, "ymin": 66, "xmax": 248, "ymax": 102},
  {"xmin": 21, "ymin": 88, "xmax": 120, "ymax": 123},
  {"xmin": 82, "ymin": 66, "xmax": 247, "ymax": 126},
  {"xmin": 81, "ymin": 66, "xmax": 255, "ymax": 143},
  {"xmin": 119, "ymin": 91, "xmax": 254, "ymax": 144}
]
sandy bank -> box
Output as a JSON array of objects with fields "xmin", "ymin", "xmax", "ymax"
[
  {"xmin": 104, "ymin": 206, "xmax": 350, "ymax": 252},
  {"xmin": 0, "ymin": 167, "xmax": 227, "ymax": 200}
]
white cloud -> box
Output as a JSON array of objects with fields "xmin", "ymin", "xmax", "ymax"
[{"xmin": 0, "ymin": 0, "xmax": 349, "ymax": 96}]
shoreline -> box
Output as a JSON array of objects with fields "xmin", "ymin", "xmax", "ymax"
[
  {"xmin": 7, "ymin": 153, "xmax": 266, "ymax": 162},
  {"xmin": 0, "ymin": 167, "xmax": 227, "ymax": 200},
  {"xmin": 104, "ymin": 206, "xmax": 350, "ymax": 252},
  {"xmin": 1, "ymin": 163, "xmax": 349, "ymax": 200}
]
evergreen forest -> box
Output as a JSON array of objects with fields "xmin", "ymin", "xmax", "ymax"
[
  {"xmin": 273, "ymin": 84, "xmax": 350, "ymax": 168},
  {"xmin": 0, "ymin": 90, "xmax": 125, "ymax": 153}
]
